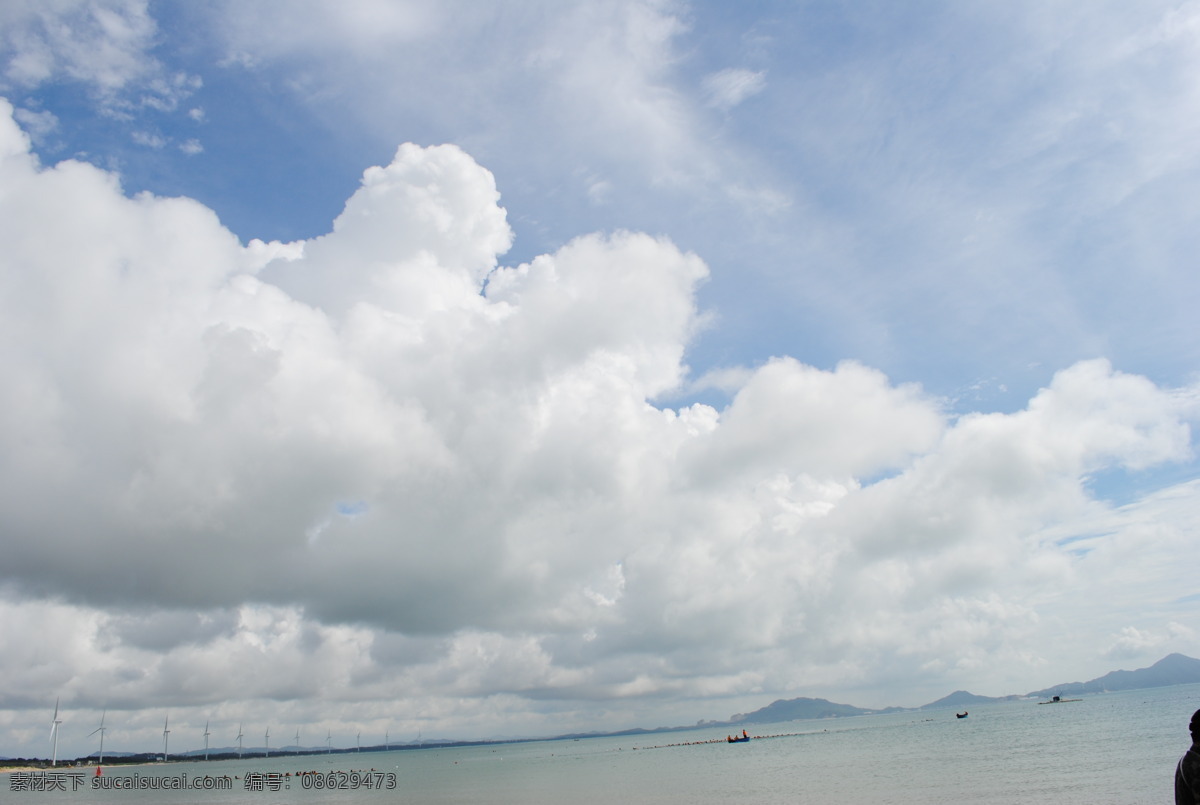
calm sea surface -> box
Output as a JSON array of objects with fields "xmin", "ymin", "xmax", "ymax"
[{"xmin": 6, "ymin": 683, "xmax": 1198, "ymax": 804}]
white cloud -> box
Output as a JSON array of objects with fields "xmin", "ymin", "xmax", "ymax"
[
  {"xmin": 215, "ymin": 0, "xmax": 440, "ymax": 58},
  {"xmin": 703, "ymin": 67, "xmax": 766, "ymax": 111},
  {"xmin": 1106, "ymin": 623, "xmax": 1197, "ymax": 660},
  {"xmin": 0, "ymin": 0, "xmax": 156, "ymax": 93},
  {"xmin": 11, "ymin": 105, "xmax": 57, "ymax": 146},
  {"xmin": 1, "ymin": 92, "xmax": 1199, "ymax": 756},
  {"xmin": 210, "ymin": 0, "xmax": 783, "ymax": 213},
  {"xmin": 0, "ymin": 0, "xmax": 199, "ymax": 118},
  {"xmin": 131, "ymin": 129, "xmax": 165, "ymax": 148}
]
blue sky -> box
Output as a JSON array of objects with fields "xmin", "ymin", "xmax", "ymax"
[
  {"xmin": 1, "ymin": 0, "xmax": 1198, "ymax": 758},
  {"xmin": 27, "ymin": 0, "xmax": 1199, "ymax": 405}
]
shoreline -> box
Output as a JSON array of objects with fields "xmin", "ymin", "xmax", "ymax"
[{"xmin": 2, "ymin": 761, "xmax": 163, "ymax": 774}]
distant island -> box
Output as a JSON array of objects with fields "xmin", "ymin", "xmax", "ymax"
[
  {"xmin": 1023, "ymin": 652, "xmax": 1200, "ymax": 699},
  {"xmin": 5, "ymin": 653, "xmax": 1198, "ymax": 767},
  {"xmin": 723, "ymin": 652, "xmax": 1200, "ymax": 726}
]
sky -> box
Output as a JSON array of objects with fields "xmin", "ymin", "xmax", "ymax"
[{"xmin": 1, "ymin": 0, "xmax": 1199, "ymax": 759}]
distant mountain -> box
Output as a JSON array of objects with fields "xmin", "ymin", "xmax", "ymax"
[
  {"xmin": 12, "ymin": 654, "xmax": 1198, "ymax": 763},
  {"xmin": 728, "ymin": 697, "xmax": 903, "ymax": 725},
  {"xmin": 921, "ymin": 690, "xmax": 1018, "ymax": 709},
  {"xmin": 721, "ymin": 653, "xmax": 1200, "ymax": 726},
  {"xmin": 1026, "ymin": 653, "xmax": 1200, "ymax": 698}
]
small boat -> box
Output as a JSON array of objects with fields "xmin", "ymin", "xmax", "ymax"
[
  {"xmin": 727, "ymin": 735, "xmax": 751, "ymax": 743},
  {"xmin": 1038, "ymin": 695, "xmax": 1082, "ymax": 705},
  {"xmin": 956, "ymin": 711, "xmax": 968, "ymax": 719}
]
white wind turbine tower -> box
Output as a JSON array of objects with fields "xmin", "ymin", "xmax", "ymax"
[
  {"xmin": 49, "ymin": 698, "xmax": 62, "ymax": 767},
  {"xmin": 385, "ymin": 730, "xmax": 389, "ymax": 751},
  {"xmin": 294, "ymin": 728, "xmax": 300, "ymax": 750},
  {"xmin": 356, "ymin": 731, "xmax": 361, "ymax": 752},
  {"xmin": 236, "ymin": 723, "xmax": 244, "ymax": 758},
  {"xmin": 203, "ymin": 720, "xmax": 211, "ymax": 761},
  {"xmin": 162, "ymin": 714, "xmax": 170, "ymax": 761},
  {"xmin": 326, "ymin": 729, "xmax": 332, "ymax": 754},
  {"xmin": 88, "ymin": 710, "xmax": 107, "ymax": 763},
  {"xmin": 264, "ymin": 727, "xmax": 270, "ymax": 758}
]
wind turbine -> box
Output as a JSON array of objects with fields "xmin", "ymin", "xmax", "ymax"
[
  {"xmin": 264, "ymin": 727, "xmax": 270, "ymax": 758},
  {"xmin": 385, "ymin": 730, "xmax": 389, "ymax": 751},
  {"xmin": 294, "ymin": 728, "xmax": 300, "ymax": 750},
  {"xmin": 88, "ymin": 710, "xmax": 107, "ymax": 763},
  {"xmin": 49, "ymin": 698, "xmax": 62, "ymax": 767},
  {"xmin": 356, "ymin": 731, "xmax": 361, "ymax": 752},
  {"xmin": 162, "ymin": 714, "xmax": 170, "ymax": 761},
  {"xmin": 203, "ymin": 720, "xmax": 211, "ymax": 761},
  {"xmin": 236, "ymin": 723, "xmax": 244, "ymax": 758},
  {"xmin": 326, "ymin": 729, "xmax": 332, "ymax": 753}
]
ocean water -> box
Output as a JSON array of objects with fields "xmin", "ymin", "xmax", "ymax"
[{"xmin": 5, "ymin": 683, "xmax": 1198, "ymax": 804}]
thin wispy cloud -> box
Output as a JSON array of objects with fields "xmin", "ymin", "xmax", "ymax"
[{"xmin": 703, "ymin": 67, "xmax": 766, "ymax": 110}]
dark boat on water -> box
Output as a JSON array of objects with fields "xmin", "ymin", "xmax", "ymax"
[
  {"xmin": 956, "ymin": 711, "xmax": 968, "ymax": 719},
  {"xmin": 1038, "ymin": 695, "xmax": 1082, "ymax": 705}
]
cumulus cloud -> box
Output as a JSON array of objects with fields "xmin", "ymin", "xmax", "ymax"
[{"xmin": 1, "ymin": 96, "xmax": 1198, "ymax": 754}]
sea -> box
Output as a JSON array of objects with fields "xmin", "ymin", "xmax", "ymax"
[{"xmin": 5, "ymin": 683, "xmax": 1198, "ymax": 804}]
